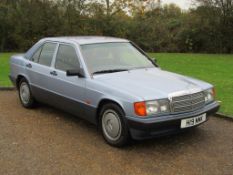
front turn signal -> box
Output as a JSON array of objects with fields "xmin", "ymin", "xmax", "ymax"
[{"xmin": 134, "ymin": 102, "xmax": 147, "ymax": 117}]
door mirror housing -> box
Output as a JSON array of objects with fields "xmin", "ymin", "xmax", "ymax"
[
  {"xmin": 66, "ymin": 68, "xmax": 85, "ymax": 78},
  {"xmin": 151, "ymin": 58, "xmax": 159, "ymax": 67},
  {"xmin": 152, "ymin": 58, "xmax": 157, "ymax": 63}
]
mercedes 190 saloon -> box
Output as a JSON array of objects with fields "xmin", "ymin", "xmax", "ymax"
[{"xmin": 9, "ymin": 36, "xmax": 220, "ymax": 146}]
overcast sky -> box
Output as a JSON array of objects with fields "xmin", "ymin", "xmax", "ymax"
[{"xmin": 162, "ymin": 0, "xmax": 193, "ymax": 9}]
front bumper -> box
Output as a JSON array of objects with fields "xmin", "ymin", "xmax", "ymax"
[{"xmin": 126, "ymin": 101, "xmax": 220, "ymax": 140}]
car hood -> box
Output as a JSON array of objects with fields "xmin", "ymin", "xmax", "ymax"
[{"xmin": 93, "ymin": 68, "xmax": 212, "ymax": 101}]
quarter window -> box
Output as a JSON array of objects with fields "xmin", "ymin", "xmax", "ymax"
[
  {"xmin": 38, "ymin": 43, "xmax": 57, "ymax": 66},
  {"xmin": 55, "ymin": 44, "xmax": 80, "ymax": 71},
  {"xmin": 31, "ymin": 47, "xmax": 42, "ymax": 62}
]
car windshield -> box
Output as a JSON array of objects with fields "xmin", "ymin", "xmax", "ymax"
[{"xmin": 80, "ymin": 42, "xmax": 155, "ymax": 74}]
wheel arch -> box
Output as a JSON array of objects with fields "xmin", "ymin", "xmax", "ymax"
[
  {"xmin": 16, "ymin": 74, "xmax": 29, "ymax": 89},
  {"xmin": 96, "ymin": 98, "xmax": 125, "ymax": 124}
]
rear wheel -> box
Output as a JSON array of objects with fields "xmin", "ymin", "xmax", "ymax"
[
  {"xmin": 18, "ymin": 78, "xmax": 35, "ymax": 108},
  {"xmin": 100, "ymin": 103, "xmax": 130, "ymax": 147}
]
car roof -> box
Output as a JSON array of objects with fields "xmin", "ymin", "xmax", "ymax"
[{"xmin": 41, "ymin": 36, "xmax": 129, "ymax": 45}]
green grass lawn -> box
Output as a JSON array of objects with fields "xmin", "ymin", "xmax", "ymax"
[
  {"xmin": 148, "ymin": 53, "xmax": 233, "ymax": 116},
  {"xmin": 0, "ymin": 53, "xmax": 15, "ymax": 87},
  {"xmin": 1, "ymin": 52, "xmax": 233, "ymax": 116}
]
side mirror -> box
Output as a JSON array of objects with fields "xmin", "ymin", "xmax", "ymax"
[
  {"xmin": 151, "ymin": 58, "xmax": 159, "ymax": 67},
  {"xmin": 151, "ymin": 57, "xmax": 157, "ymax": 63},
  {"xmin": 66, "ymin": 68, "xmax": 85, "ymax": 78}
]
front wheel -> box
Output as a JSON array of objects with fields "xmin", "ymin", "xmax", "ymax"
[
  {"xmin": 18, "ymin": 78, "xmax": 35, "ymax": 108},
  {"xmin": 100, "ymin": 103, "xmax": 130, "ymax": 147}
]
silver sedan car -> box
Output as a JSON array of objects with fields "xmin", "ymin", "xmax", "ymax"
[{"xmin": 9, "ymin": 36, "xmax": 220, "ymax": 147}]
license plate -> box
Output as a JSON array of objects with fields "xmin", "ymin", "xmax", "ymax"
[{"xmin": 181, "ymin": 113, "xmax": 206, "ymax": 128}]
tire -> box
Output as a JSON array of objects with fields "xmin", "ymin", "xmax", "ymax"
[
  {"xmin": 18, "ymin": 78, "xmax": 35, "ymax": 108},
  {"xmin": 99, "ymin": 103, "xmax": 130, "ymax": 147}
]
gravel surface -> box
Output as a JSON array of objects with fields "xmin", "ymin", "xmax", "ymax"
[{"xmin": 0, "ymin": 91, "xmax": 232, "ymax": 175}]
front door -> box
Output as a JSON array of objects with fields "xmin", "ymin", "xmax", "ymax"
[{"xmin": 48, "ymin": 43, "xmax": 86, "ymax": 118}]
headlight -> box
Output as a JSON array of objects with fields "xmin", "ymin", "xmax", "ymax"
[
  {"xmin": 204, "ymin": 88, "xmax": 215, "ymax": 104},
  {"xmin": 134, "ymin": 99, "xmax": 170, "ymax": 117}
]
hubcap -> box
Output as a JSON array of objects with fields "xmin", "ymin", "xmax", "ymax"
[
  {"xmin": 102, "ymin": 109, "xmax": 122, "ymax": 141},
  {"xmin": 20, "ymin": 82, "xmax": 30, "ymax": 104}
]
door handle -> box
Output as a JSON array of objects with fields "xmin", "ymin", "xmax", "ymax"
[
  {"xmin": 50, "ymin": 71, "xmax": 57, "ymax": 76},
  {"xmin": 26, "ymin": 63, "xmax": 32, "ymax": 68}
]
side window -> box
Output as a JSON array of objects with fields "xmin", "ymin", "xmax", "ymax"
[
  {"xmin": 55, "ymin": 44, "xmax": 80, "ymax": 71},
  {"xmin": 31, "ymin": 47, "xmax": 42, "ymax": 62},
  {"xmin": 38, "ymin": 43, "xmax": 57, "ymax": 66}
]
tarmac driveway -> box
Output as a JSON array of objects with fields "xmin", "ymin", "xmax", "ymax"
[{"xmin": 0, "ymin": 91, "xmax": 232, "ymax": 175}]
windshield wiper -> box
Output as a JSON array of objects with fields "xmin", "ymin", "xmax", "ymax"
[{"xmin": 92, "ymin": 69, "xmax": 128, "ymax": 75}]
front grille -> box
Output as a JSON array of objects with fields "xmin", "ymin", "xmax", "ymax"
[{"xmin": 171, "ymin": 91, "xmax": 205, "ymax": 113}]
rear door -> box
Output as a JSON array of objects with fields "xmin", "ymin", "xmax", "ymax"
[
  {"xmin": 48, "ymin": 43, "xmax": 86, "ymax": 118},
  {"xmin": 26, "ymin": 42, "xmax": 58, "ymax": 102}
]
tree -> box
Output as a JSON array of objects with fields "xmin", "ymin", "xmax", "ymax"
[
  {"xmin": 194, "ymin": 0, "xmax": 233, "ymax": 52},
  {"xmin": 0, "ymin": 0, "xmax": 232, "ymax": 53}
]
